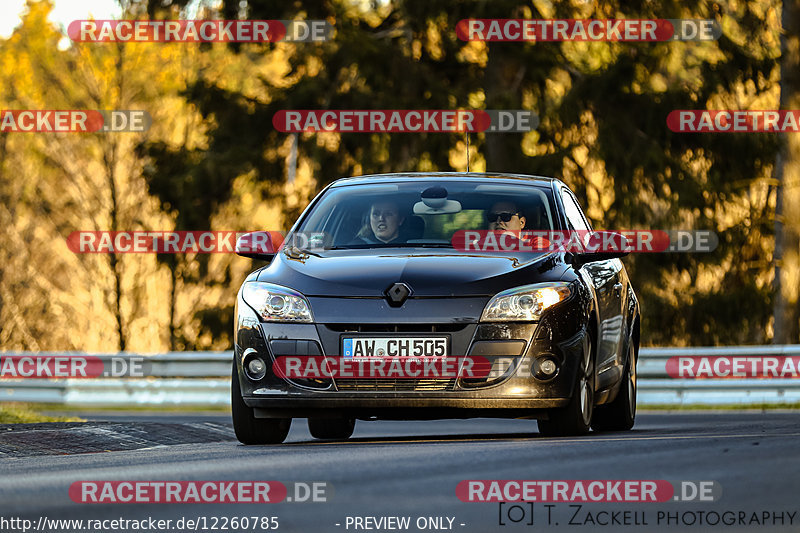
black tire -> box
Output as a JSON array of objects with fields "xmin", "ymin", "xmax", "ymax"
[
  {"xmin": 308, "ymin": 417, "xmax": 356, "ymax": 440},
  {"xmin": 592, "ymin": 341, "xmax": 637, "ymax": 432},
  {"xmin": 538, "ymin": 335, "xmax": 594, "ymax": 437},
  {"xmin": 231, "ymin": 361, "xmax": 291, "ymax": 444}
]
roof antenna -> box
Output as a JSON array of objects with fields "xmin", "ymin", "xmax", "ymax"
[{"xmin": 465, "ymin": 131, "xmax": 470, "ymax": 173}]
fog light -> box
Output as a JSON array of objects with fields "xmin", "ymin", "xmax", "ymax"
[
  {"xmin": 249, "ymin": 358, "xmax": 265, "ymax": 374},
  {"xmin": 244, "ymin": 355, "xmax": 267, "ymax": 381},
  {"xmin": 533, "ymin": 356, "xmax": 559, "ymax": 380},
  {"xmin": 540, "ymin": 359, "xmax": 557, "ymax": 375}
]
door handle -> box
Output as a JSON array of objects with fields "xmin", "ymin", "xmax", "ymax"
[{"xmin": 613, "ymin": 283, "xmax": 623, "ymax": 297}]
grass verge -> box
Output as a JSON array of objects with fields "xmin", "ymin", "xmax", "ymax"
[
  {"xmin": 0, "ymin": 403, "xmax": 84, "ymax": 423},
  {"xmin": 36, "ymin": 403, "xmax": 231, "ymax": 413}
]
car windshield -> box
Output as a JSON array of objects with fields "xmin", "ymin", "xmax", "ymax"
[{"xmin": 293, "ymin": 180, "xmax": 558, "ymax": 250}]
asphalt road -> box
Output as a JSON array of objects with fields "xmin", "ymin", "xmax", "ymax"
[{"xmin": 0, "ymin": 413, "xmax": 799, "ymax": 533}]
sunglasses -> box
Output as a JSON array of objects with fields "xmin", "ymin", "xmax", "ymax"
[{"xmin": 485, "ymin": 211, "xmax": 519, "ymax": 223}]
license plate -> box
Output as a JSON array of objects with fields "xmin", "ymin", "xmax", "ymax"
[{"xmin": 342, "ymin": 337, "xmax": 448, "ymax": 358}]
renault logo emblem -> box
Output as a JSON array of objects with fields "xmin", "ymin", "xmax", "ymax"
[{"xmin": 385, "ymin": 282, "xmax": 411, "ymax": 307}]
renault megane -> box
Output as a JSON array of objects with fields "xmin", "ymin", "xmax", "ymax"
[{"xmin": 232, "ymin": 172, "xmax": 640, "ymax": 443}]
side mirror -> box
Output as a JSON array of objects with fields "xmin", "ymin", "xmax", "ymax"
[{"xmin": 235, "ymin": 231, "xmax": 283, "ymax": 261}]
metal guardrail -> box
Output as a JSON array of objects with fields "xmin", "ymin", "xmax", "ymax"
[{"xmin": 1, "ymin": 347, "xmax": 800, "ymax": 406}]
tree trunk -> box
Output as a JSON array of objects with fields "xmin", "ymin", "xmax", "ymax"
[
  {"xmin": 0, "ymin": 132, "xmax": 7, "ymax": 342},
  {"xmin": 773, "ymin": 0, "xmax": 800, "ymax": 343},
  {"xmin": 169, "ymin": 258, "xmax": 178, "ymax": 351},
  {"xmin": 105, "ymin": 142, "xmax": 126, "ymax": 351},
  {"xmin": 483, "ymin": 49, "xmax": 525, "ymax": 172},
  {"xmin": 107, "ymin": 42, "xmax": 127, "ymax": 352}
]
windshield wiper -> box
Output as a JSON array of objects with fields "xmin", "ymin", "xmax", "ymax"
[{"xmin": 284, "ymin": 244, "xmax": 322, "ymax": 258}]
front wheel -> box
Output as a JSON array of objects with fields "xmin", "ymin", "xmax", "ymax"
[
  {"xmin": 538, "ymin": 336, "xmax": 594, "ymax": 437},
  {"xmin": 591, "ymin": 341, "xmax": 636, "ymax": 432},
  {"xmin": 231, "ymin": 361, "xmax": 291, "ymax": 444}
]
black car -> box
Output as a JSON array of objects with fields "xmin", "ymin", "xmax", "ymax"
[{"xmin": 232, "ymin": 172, "xmax": 640, "ymax": 443}]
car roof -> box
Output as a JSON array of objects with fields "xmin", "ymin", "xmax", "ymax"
[{"xmin": 328, "ymin": 172, "xmax": 562, "ymax": 188}]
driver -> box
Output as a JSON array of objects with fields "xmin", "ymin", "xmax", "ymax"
[{"xmin": 354, "ymin": 201, "xmax": 406, "ymax": 244}]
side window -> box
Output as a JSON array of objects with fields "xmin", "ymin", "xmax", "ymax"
[{"xmin": 560, "ymin": 189, "xmax": 592, "ymax": 231}]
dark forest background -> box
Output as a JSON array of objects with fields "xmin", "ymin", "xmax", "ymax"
[{"xmin": 1, "ymin": 0, "xmax": 798, "ymax": 351}]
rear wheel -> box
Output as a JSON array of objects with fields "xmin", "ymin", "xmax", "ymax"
[
  {"xmin": 538, "ymin": 336, "xmax": 594, "ymax": 437},
  {"xmin": 308, "ymin": 417, "xmax": 356, "ymax": 440},
  {"xmin": 231, "ymin": 361, "xmax": 291, "ymax": 444},
  {"xmin": 591, "ymin": 341, "xmax": 636, "ymax": 431}
]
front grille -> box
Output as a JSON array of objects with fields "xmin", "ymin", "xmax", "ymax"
[
  {"xmin": 324, "ymin": 323, "xmax": 467, "ymax": 333},
  {"xmin": 334, "ymin": 378, "xmax": 456, "ymax": 392}
]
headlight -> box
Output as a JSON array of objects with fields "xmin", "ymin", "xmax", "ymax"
[
  {"xmin": 241, "ymin": 282, "xmax": 314, "ymax": 322},
  {"xmin": 480, "ymin": 282, "xmax": 572, "ymax": 322}
]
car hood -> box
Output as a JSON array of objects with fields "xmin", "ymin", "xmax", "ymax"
[{"xmin": 256, "ymin": 249, "xmax": 567, "ymax": 297}]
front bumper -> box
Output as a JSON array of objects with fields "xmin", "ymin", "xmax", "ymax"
[{"xmin": 234, "ymin": 291, "xmax": 591, "ymax": 419}]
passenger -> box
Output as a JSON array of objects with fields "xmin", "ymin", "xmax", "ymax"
[{"xmin": 353, "ymin": 201, "xmax": 406, "ymax": 244}]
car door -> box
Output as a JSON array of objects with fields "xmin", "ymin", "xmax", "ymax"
[{"xmin": 559, "ymin": 188, "xmax": 625, "ymax": 384}]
